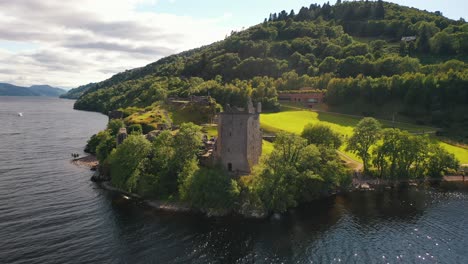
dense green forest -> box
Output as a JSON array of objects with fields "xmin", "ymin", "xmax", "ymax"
[
  {"xmin": 89, "ymin": 116, "xmax": 457, "ymax": 215},
  {"xmin": 60, "ymin": 83, "xmax": 95, "ymax": 99},
  {"xmin": 67, "ymin": 1, "xmax": 468, "ymax": 141}
]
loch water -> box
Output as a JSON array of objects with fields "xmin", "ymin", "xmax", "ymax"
[{"xmin": 0, "ymin": 97, "xmax": 467, "ymax": 264}]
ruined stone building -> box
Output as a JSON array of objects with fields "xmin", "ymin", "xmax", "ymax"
[
  {"xmin": 116, "ymin": 127, "xmax": 128, "ymax": 145},
  {"xmin": 215, "ymin": 99, "xmax": 262, "ymax": 174}
]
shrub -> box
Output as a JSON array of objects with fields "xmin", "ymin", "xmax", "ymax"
[
  {"xmin": 179, "ymin": 167, "xmax": 240, "ymax": 212},
  {"xmin": 109, "ymin": 135, "xmax": 151, "ymax": 191},
  {"xmin": 128, "ymin": 124, "xmax": 143, "ymax": 135},
  {"xmin": 301, "ymin": 123, "xmax": 342, "ymax": 148},
  {"xmin": 107, "ymin": 119, "xmax": 125, "ymax": 136}
]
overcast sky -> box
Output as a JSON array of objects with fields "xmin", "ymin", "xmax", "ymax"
[{"xmin": 0, "ymin": 0, "xmax": 466, "ymax": 89}]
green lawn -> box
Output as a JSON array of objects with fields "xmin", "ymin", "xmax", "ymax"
[
  {"xmin": 438, "ymin": 141, "xmax": 468, "ymax": 165},
  {"xmin": 201, "ymin": 125, "xmax": 218, "ymax": 137},
  {"xmin": 262, "ymin": 140, "xmax": 274, "ymax": 156},
  {"xmin": 261, "ymin": 110, "xmax": 468, "ymax": 164},
  {"xmin": 169, "ymin": 107, "xmax": 204, "ymax": 125},
  {"xmin": 124, "ymin": 107, "xmax": 167, "ymax": 127}
]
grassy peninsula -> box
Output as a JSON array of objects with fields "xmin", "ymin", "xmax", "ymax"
[{"xmin": 68, "ymin": 1, "xmax": 467, "ymax": 217}]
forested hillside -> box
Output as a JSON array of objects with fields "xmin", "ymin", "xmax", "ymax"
[
  {"xmin": 29, "ymin": 85, "xmax": 66, "ymax": 97},
  {"xmin": 59, "ymin": 83, "xmax": 95, "ymax": 99},
  {"xmin": 68, "ymin": 1, "xmax": 468, "ymax": 141}
]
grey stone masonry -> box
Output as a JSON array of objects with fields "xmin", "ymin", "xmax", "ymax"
[
  {"xmin": 116, "ymin": 127, "xmax": 128, "ymax": 145},
  {"xmin": 215, "ymin": 99, "xmax": 262, "ymax": 174}
]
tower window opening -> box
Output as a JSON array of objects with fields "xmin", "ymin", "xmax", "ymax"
[{"xmin": 228, "ymin": 163, "xmax": 232, "ymax": 171}]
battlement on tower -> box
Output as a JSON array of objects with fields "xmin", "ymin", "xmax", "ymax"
[{"xmin": 223, "ymin": 98, "xmax": 261, "ymax": 115}]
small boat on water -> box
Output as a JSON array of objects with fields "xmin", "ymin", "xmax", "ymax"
[{"xmin": 18, "ymin": 112, "xmax": 23, "ymax": 117}]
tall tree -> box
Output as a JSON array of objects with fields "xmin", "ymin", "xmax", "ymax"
[
  {"xmin": 289, "ymin": 9, "xmax": 296, "ymax": 18},
  {"xmin": 301, "ymin": 123, "xmax": 342, "ymax": 149},
  {"xmin": 375, "ymin": 0, "xmax": 385, "ymax": 19},
  {"xmin": 425, "ymin": 145, "xmax": 459, "ymax": 179},
  {"xmin": 296, "ymin": 7, "xmax": 310, "ymax": 21},
  {"xmin": 347, "ymin": 117, "xmax": 382, "ymax": 173},
  {"xmin": 172, "ymin": 122, "xmax": 203, "ymax": 175},
  {"xmin": 109, "ymin": 135, "xmax": 151, "ymax": 191},
  {"xmin": 107, "ymin": 119, "xmax": 125, "ymax": 136}
]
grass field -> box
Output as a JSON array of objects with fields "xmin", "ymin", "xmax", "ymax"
[
  {"xmin": 201, "ymin": 125, "xmax": 217, "ymax": 137},
  {"xmin": 124, "ymin": 107, "xmax": 167, "ymax": 127},
  {"xmin": 262, "ymin": 140, "xmax": 274, "ymax": 156},
  {"xmin": 261, "ymin": 110, "xmax": 468, "ymax": 164}
]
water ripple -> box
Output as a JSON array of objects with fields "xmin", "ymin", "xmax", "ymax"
[{"xmin": 1, "ymin": 97, "xmax": 468, "ymax": 264}]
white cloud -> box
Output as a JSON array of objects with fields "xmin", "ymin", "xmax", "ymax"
[{"xmin": 0, "ymin": 0, "xmax": 231, "ymax": 88}]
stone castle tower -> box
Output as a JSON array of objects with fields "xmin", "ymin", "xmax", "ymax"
[{"xmin": 215, "ymin": 99, "xmax": 262, "ymax": 174}]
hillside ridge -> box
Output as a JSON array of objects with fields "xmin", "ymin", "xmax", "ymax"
[
  {"xmin": 65, "ymin": 0, "xmax": 467, "ymax": 141},
  {"xmin": 0, "ymin": 83, "xmax": 66, "ymax": 97}
]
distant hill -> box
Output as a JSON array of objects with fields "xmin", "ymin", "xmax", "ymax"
[
  {"xmin": 60, "ymin": 83, "xmax": 95, "ymax": 99},
  {"xmin": 29, "ymin": 85, "xmax": 66, "ymax": 97},
  {"xmin": 65, "ymin": 1, "xmax": 467, "ymax": 141},
  {"xmin": 0, "ymin": 83, "xmax": 39, "ymax": 96},
  {"xmin": 0, "ymin": 83, "xmax": 66, "ymax": 97}
]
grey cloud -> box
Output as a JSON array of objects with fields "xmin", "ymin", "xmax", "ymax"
[
  {"xmin": 78, "ymin": 20, "xmax": 175, "ymax": 40},
  {"xmin": 25, "ymin": 50, "xmax": 88, "ymax": 72},
  {"xmin": 0, "ymin": 0, "xmax": 229, "ymax": 87},
  {"xmin": 0, "ymin": 1, "xmax": 183, "ymax": 42},
  {"xmin": 0, "ymin": 21, "xmax": 58, "ymax": 42},
  {"xmin": 0, "ymin": 68, "xmax": 16, "ymax": 74},
  {"xmin": 29, "ymin": 51, "xmax": 83, "ymax": 66},
  {"xmin": 64, "ymin": 41, "xmax": 175, "ymax": 56},
  {"xmin": 99, "ymin": 67, "xmax": 131, "ymax": 75}
]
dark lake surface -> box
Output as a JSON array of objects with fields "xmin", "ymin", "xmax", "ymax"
[{"xmin": 1, "ymin": 97, "xmax": 467, "ymax": 264}]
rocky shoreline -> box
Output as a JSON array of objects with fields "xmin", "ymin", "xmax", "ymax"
[
  {"xmin": 100, "ymin": 182, "xmax": 193, "ymax": 213},
  {"xmin": 71, "ymin": 155, "xmax": 98, "ymax": 170},
  {"xmin": 71, "ymin": 156, "xmax": 239, "ymax": 216},
  {"xmin": 72, "ymin": 156, "xmax": 466, "ymax": 219},
  {"xmin": 98, "ymin": 181, "xmax": 264, "ymax": 217}
]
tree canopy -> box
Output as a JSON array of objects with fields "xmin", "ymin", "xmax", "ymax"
[{"xmin": 347, "ymin": 117, "xmax": 382, "ymax": 173}]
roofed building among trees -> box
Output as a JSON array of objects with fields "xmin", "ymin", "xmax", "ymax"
[{"xmin": 278, "ymin": 88, "xmax": 325, "ymax": 108}]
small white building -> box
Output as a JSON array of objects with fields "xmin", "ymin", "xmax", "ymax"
[{"xmin": 401, "ymin": 36, "xmax": 417, "ymax": 42}]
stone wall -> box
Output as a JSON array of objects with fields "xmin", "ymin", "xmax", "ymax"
[
  {"xmin": 278, "ymin": 92, "xmax": 325, "ymax": 107},
  {"xmin": 246, "ymin": 114, "xmax": 262, "ymax": 169},
  {"xmin": 215, "ymin": 101, "xmax": 262, "ymax": 174}
]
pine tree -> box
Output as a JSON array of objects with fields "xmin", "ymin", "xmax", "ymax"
[
  {"xmin": 375, "ymin": 0, "xmax": 385, "ymax": 19},
  {"xmin": 296, "ymin": 7, "xmax": 310, "ymax": 21},
  {"xmin": 417, "ymin": 28, "xmax": 431, "ymax": 53},
  {"xmin": 289, "ymin": 9, "xmax": 296, "ymax": 18},
  {"xmin": 279, "ymin": 10, "xmax": 288, "ymax": 20},
  {"xmin": 322, "ymin": 2, "xmax": 332, "ymax": 19}
]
